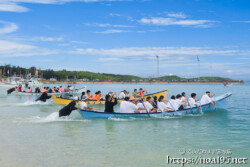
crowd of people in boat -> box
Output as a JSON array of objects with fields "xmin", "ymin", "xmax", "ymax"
[
  {"xmin": 13, "ymin": 85, "xmax": 74, "ymax": 94},
  {"xmin": 55, "ymin": 90, "xmax": 216, "ymax": 117}
]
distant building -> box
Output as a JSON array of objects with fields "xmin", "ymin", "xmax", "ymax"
[{"xmin": 49, "ymin": 78, "xmax": 57, "ymax": 81}]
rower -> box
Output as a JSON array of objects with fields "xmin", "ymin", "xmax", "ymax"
[
  {"xmin": 200, "ymin": 91, "xmax": 216, "ymax": 109},
  {"xmin": 119, "ymin": 90, "xmax": 126, "ymax": 99},
  {"xmin": 61, "ymin": 88, "xmax": 72, "ymax": 99},
  {"xmin": 59, "ymin": 96, "xmax": 80, "ymax": 117},
  {"xmin": 35, "ymin": 90, "xmax": 51, "ymax": 102},
  {"xmin": 143, "ymin": 96, "xmax": 157, "ymax": 113},
  {"xmin": 167, "ymin": 95, "xmax": 178, "ymax": 110},
  {"xmin": 139, "ymin": 88, "xmax": 144, "ymax": 96},
  {"xmin": 41, "ymin": 87, "xmax": 46, "ymax": 93},
  {"xmin": 181, "ymin": 92, "xmax": 186, "ymax": 101},
  {"xmin": 27, "ymin": 87, "xmax": 32, "ymax": 93},
  {"xmin": 35, "ymin": 87, "xmax": 41, "ymax": 93},
  {"xmin": 152, "ymin": 96, "xmax": 158, "ymax": 109},
  {"xmin": 188, "ymin": 93, "xmax": 202, "ymax": 109},
  {"xmin": 81, "ymin": 92, "xmax": 88, "ymax": 100},
  {"xmin": 108, "ymin": 90, "xmax": 114, "ymax": 96},
  {"xmin": 132, "ymin": 89, "xmax": 138, "ymax": 97},
  {"xmin": 175, "ymin": 94, "xmax": 188, "ymax": 110},
  {"xmin": 17, "ymin": 84, "xmax": 22, "ymax": 92},
  {"xmin": 157, "ymin": 95, "xmax": 174, "ymax": 112},
  {"xmin": 79, "ymin": 97, "xmax": 93, "ymax": 111},
  {"xmin": 86, "ymin": 90, "xmax": 92, "ymax": 99},
  {"xmin": 59, "ymin": 86, "xmax": 63, "ymax": 92},
  {"xmin": 104, "ymin": 94, "xmax": 117, "ymax": 113},
  {"xmin": 119, "ymin": 97, "xmax": 145, "ymax": 113}
]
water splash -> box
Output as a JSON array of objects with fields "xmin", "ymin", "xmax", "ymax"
[
  {"xmin": 14, "ymin": 112, "xmax": 90, "ymax": 124},
  {"xmin": 15, "ymin": 100, "xmax": 54, "ymax": 106}
]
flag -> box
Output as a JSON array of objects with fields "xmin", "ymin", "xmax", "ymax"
[
  {"xmin": 35, "ymin": 70, "xmax": 38, "ymax": 77},
  {"xmin": 0, "ymin": 69, "xmax": 2, "ymax": 76}
]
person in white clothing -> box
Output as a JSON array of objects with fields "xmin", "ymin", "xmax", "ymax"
[
  {"xmin": 143, "ymin": 96, "xmax": 157, "ymax": 113},
  {"xmin": 119, "ymin": 90, "xmax": 126, "ymax": 99},
  {"xmin": 176, "ymin": 94, "xmax": 188, "ymax": 110},
  {"xmin": 188, "ymin": 93, "xmax": 202, "ymax": 109},
  {"xmin": 119, "ymin": 97, "xmax": 145, "ymax": 113},
  {"xmin": 157, "ymin": 95, "xmax": 174, "ymax": 112},
  {"xmin": 167, "ymin": 95, "xmax": 186, "ymax": 110},
  {"xmin": 200, "ymin": 91, "xmax": 216, "ymax": 108},
  {"xmin": 79, "ymin": 98, "xmax": 93, "ymax": 110},
  {"xmin": 181, "ymin": 92, "xmax": 187, "ymax": 102}
]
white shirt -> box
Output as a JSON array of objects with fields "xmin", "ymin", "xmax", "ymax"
[
  {"xmin": 167, "ymin": 99, "xmax": 181, "ymax": 110},
  {"xmin": 200, "ymin": 94, "xmax": 212, "ymax": 105},
  {"xmin": 137, "ymin": 103, "xmax": 147, "ymax": 113},
  {"xmin": 79, "ymin": 102, "xmax": 87, "ymax": 109},
  {"xmin": 181, "ymin": 96, "xmax": 186, "ymax": 101},
  {"xmin": 143, "ymin": 101, "xmax": 153, "ymax": 112},
  {"xmin": 119, "ymin": 101, "xmax": 138, "ymax": 113},
  {"xmin": 188, "ymin": 98, "xmax": 196, "ymax": 108},
  {"xmin": 119, "ymin": 92, "xmax": 126, "ymax": 99},
  {"xmin": 157, "ymin": 101, "xmax": 168, "ymax": 112}
]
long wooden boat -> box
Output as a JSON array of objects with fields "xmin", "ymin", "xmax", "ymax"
[
  {"xmin": 15, "ymin": 87, "xmax": 86, "ymax": 96},
  {"xmin": 78, "ymin": 93, "xmax": 232, "ymax": 118},
  {"xmin": 52, "ymin": 89, "xmax": 168, "ymax": 105}
]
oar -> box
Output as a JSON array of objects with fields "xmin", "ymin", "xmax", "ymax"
[
  {"xmin": 197, "ymin": 101, "xmax": 204, "ymax": 115},
  {"xmin": 168, "ymin": 100, "xmax": 181, "ymax": 116},
  {"xmin": 186, "ymin": 98, "xmax": 194, "ymax": 114},
  {"xmin": 141, "ymin": 97, "xmax": 150, "ymax": 117}
]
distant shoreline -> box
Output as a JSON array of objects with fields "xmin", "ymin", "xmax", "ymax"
[{"xmin": 41, "ymin": 81, "xmax": 244, "ymax": 85}]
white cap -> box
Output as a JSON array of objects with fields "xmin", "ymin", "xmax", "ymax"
[{"xmin": 74, "ymin": 96, "xmax": 79, "ymax": 101}]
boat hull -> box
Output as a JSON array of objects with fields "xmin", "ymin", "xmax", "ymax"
[
  {"xmin": 79, "ymin": 93, "xmax": 232, "ymax": 118},
  {"xmin": 52, "ymin": 89, "xmax": 168, "ymax": 105}
]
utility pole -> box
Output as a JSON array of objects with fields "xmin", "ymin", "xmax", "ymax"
[
  {"xmin": 197, "ymin": 56, "xmax": 200, "ymax": 81},
  {"xmin": 156, "ymin": 55, "xmax": 159, "ymax": 78}
]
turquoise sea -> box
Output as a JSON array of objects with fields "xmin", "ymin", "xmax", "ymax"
[{"xmin": 0, "ymin": 83, "xmax": 249, "ymax": 167}]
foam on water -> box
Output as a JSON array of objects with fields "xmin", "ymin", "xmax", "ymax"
[
  {"xmin": 14, "ymin": 112, "xmax": 90, "ymax": 124},
  {"xmin": 16, "ymin": 100, "xmax": 54, "ymax": 106},
  {"xmin": 108, "ymin": 117, "xmax": 138, "ymax": 121}
]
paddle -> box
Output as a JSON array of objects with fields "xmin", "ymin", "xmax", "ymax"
[
  {"xmin": 186, "ymin": 98, "xmax": 194, "ymax": 114},
  {"xmin": 168, "ymin": 100, "xmax": 181, "ymax": 116},
  {"xmin": 141, "ymin": 97, "xmax": 150, "ymax": 117},
  {"xmin": 197, "ymin": 101, "xmax": 204, "ymax": 115}
]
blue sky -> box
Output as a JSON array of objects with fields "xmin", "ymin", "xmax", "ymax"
[{"xmin": 0, "ymin": 0, "xmax": 249, "ymax": 80}]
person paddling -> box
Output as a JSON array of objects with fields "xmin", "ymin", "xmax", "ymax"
[
  {"xmin": 104, "ymin": 94, "xmax": 117, "ymax": 113},
  {"xmin": 59, "ymin": 96, "xmax": 80, "ymax": 117},
  {"xmin": 35, "ymin": 90, "xmax": 51, "ymax": 102}
]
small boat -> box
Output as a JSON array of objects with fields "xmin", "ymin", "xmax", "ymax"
[
  {"xmin": 15, "ymin": 87, "xmax": 86, "ymax": 96},
  {"xmin": 52, "ymin": 89, "xmax": 168, "ymax": 105},
  {"xmin": 79, "ymin": 93, "xmax": 232, "ymax": 118}
]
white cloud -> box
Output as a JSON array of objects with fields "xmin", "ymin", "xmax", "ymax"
[
  {"xmin": 70, "ymin": 47, "xmax": 244, "ymax": 61},
  {"xmin": 39, "ymin": 36, "xmax": 63, "ymax": 41},
  {"xmin": 167, "ymin": 12, "xmax": 187, "ymax": 19},
  {"xmin": 232, "ymin": 21, "xmax": 250, "ymax": 23},
  {"xmin": 85, "ymin": 23, "xmax": 134, "ymax": 28},
  {"xmin": 0, "ymin": 20, "xmax": 18, "ymax": 34},
  {"xmin": 0, "ymin": 0, "xmax": 130, "ymax": 12},
  {"xmin": 139, "ymin": 17, "xmax": 215, "ymax": 27},
  {"xmin": 0, "ymin": 40, "xmax": 59, "ymax": 57},
  {"xmin": 94, "ymin": 29, "xmax": 131, "ymax": 34}
]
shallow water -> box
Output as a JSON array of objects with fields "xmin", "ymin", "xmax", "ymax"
[{"xmin": 0, "ymin": 84, "xmax": 249, "ymax": 167}]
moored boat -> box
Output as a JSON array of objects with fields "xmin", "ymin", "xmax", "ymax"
[
  {"xmin": 79, "ymin": 93, "xmax": 232, "ymax": 118},
  {"xmin": 52, "ymin": 89, "xmax": 168, "ymax": 105}
]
